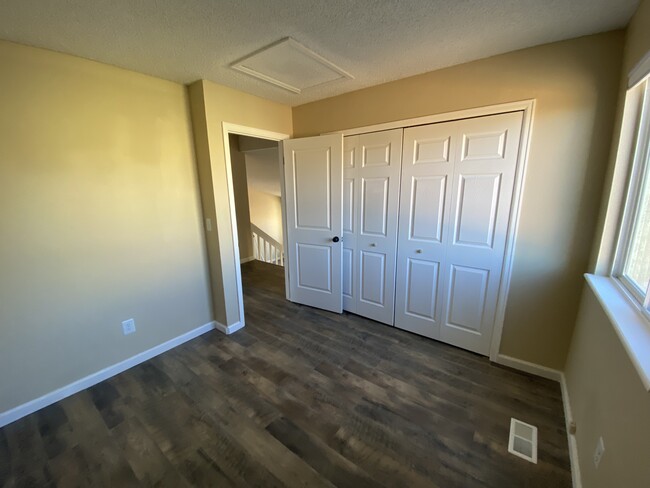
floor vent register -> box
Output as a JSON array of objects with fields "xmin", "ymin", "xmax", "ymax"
[{"xmin": 508, "ymin": 418, "xmax": 538, "ymax": 463}]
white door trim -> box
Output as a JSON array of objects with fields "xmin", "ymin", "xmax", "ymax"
[
  {"xmin": 221, "ymin": 123, "xmax": 290, "ymax": 326},
  {"xmin": 326, "ymin": 99, "xmax": 536, "ymax": 361},
  {"xmin": 326, "ymin": 100, "xmax": 535, "ymax": 137}
]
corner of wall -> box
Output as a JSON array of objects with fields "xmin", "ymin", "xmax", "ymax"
[{"xmin": 187, "ymin": 80, "xmax": 227, "ymax": 325}]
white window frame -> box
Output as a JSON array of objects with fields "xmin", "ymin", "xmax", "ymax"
[
  {"xmin": 611, "ymin": 77, "xmax": 650, "ymax": 321},
  {"xmin": 590, "ymin": 54, "xmax": 650, "ymax": 392}
]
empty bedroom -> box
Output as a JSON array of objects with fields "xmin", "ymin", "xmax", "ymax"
[{"xmin": 1, "ymin": 0, "xmax": 649, "ymax": 486}]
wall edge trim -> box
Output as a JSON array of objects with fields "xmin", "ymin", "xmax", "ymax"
[
  {"xmin": 560, "ymin": 373, "xmax": 583, "ymax": 488},
  {"xmin": 214, "ymin": 320, "xmax": 245, "ymax": 335},
  {"xmin": 0, "ymin": 321, "xmax": 217, "ymax": 428},
  {"xmin": 221, "ymin": 122, "xmax": 290, "ymax": 328},
  {"xmin": 494, "ymin": 355, "xmax": 581, "ymax": 486},
  {"xmin": 629, "ymin": 48, "xmax": 650, "ymax": 88},
  {"xmin": 494, "ymin": 353, "xmax": 562, "ymax": 381}
]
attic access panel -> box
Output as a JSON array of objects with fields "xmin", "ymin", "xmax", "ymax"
[{"xmin": 231, "ymin": 38, "xmax": 353, "ymax": 94}]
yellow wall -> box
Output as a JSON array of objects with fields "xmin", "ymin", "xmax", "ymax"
[
  {"xmin": 248, "ymin": 188, "xmax": 284, "ymax": 244},
  {"xmin": 229, "ymin": 135, "xmax": 254, "ymax": 260},
  {"xmin": 188, "ymin": 80, "xmax": 292, "ymax": 326},
  {"xmin": 564, "ymin": 1, "xmax": 650, "ymax": 487},
  {"xmin": 566, "ymin": 288, "xmax": 650, "ymax": 487},
  {"xmin": 625, "ymin": 0, "xmax": 650, "ymax": 74},
  {"xmin": 0, "ymin": 40, "xmax": 212, "ymax": 413},
  {"xmin": 293, "ymin": 31, "xmax": 625, "ymax": 369}
]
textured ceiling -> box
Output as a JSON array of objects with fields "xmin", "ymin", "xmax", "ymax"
[{"xmin": 0, "ymin": 0, "xmax": 638, "ymax": 106}]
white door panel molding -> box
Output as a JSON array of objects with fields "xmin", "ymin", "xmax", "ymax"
[{"xmin": 395, "ymin": 111, "xmax": 524, "ymax": 355}]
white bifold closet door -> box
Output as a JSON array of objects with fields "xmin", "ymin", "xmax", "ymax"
[
  {"xmin": 342, "ymin": 129, "xmax": 402, "ymax": 325},
  {"xmin": 394, "ymin": 112, "xmax": 523, "ymax": 355}
]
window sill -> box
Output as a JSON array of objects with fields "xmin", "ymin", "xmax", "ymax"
[{"xmin": 585, "ymin": 274, "xmax": 650, "ymax": 392}]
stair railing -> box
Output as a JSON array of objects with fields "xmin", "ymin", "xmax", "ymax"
[{"xmin": 251, "ymin": 223, "xmax": 284, "ymax": 267}]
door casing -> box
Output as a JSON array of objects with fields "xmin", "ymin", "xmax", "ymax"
[{"xmin": 221, "ymin": 122, "xmax": 290, "ymax": 331}]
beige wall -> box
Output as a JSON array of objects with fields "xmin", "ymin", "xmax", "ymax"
[
  {"xmin": 188, "ymin": 80, "xmax": 292, "ymax": 326},
  {"xmin": 565, "ymin": 287, "xmax": 650, "ymax": 487},
  {"xmin": 0, "ymin": 40, "xmax": 212, "ymax": 413},
  {"xmin": 244, "ymin": 147, "xmax": 282, "ymax": 196},
  {"xmin": 248, "ymin": 189, "xmax": 284, "ymax": 244},
  {"xmin": 293, "ymin": 31, "xmax": 625, "ymax": 369},
  {"xmin": 229, "ymin": 135, "xmax": 254, "ymax": 260},
  {"xmin": 564, "ymin": 1, "xmax": 650, "ymax": 487},
  {"xmin": 625, "ymin": 0, "xmax": 650, "ymax": 74}
]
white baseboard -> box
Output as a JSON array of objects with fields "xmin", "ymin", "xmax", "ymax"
[
  {"xmin": 494, "ymin": 354, "xmax": 581, "ymax": 487},
  {"xmin": 494, "ymin": 354, "xmax": 563, "ymax": 382},
  {"xmin": 214, "ymin": 320, "xmax": 245, "ymax": 335},
  {"xmin": 0, "ymin": 321, "xmax": 216, "ymax": 428},
  {"xmin": 560, "ymin": 373, "xmax": 582, "ymax": 488},
  {"xmin": 240, "ymin": 256, "xmax": 255, "ymax": 264}
]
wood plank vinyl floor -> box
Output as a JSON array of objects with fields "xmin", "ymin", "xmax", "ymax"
[{"xmin": 1, "ymin": 260, "xmax": 571, "ymax": 487}]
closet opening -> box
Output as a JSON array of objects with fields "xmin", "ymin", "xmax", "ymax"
[{"xmin": 278, "ymin": 100, "xmax": 534, "ymax": 361}]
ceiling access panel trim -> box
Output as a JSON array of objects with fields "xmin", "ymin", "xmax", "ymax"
[{"xmin": 231, "ymin": 37, "xmax": 353, "ymax": 94}]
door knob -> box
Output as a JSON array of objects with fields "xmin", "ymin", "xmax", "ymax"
[
  {"xmin": 369, "ymin": 243, "xmax": 377, "ymax": 247},
  {"xmin": 416, "ymin": 249, "xmax": 423, "ymax": 253},
  {"xmin": 332, "ymin": 236, "xmax": 340, "ymax": 243}
]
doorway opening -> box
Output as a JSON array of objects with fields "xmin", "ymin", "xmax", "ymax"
[
  {"xmin": 229, "ymin": 134, "xmax": 284, "ymax": 268},
  {"xmin": 222, "ymin": 123, "xmax": 289, "ymax": 331}
]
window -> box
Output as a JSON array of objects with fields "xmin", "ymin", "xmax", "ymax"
[
  {"xmin": 591, "ymin": 56, "xmax": 650, "ymax": 391},
  {"xmin": 613, "ymin": 78, "xmax": 650, "ymax": 319}
]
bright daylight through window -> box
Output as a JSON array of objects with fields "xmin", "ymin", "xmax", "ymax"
[{"xmin": 615, "ymin": 78, "xmax": 650, "ymax": 317}]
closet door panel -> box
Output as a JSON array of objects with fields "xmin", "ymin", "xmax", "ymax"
[
  {"xmin": 410, "ymin": 175, "xmax": 446, "ymax": 242},
  {"xmin": 355, "ymin": 129, "xmax": 402, "ymax": 325},
  {"xmin": 361, "ymin": 177, "xmax": 389, "ymax": 236},
  {"xmin": 342, "ymin": 248, "xmax": 354, "ymax": 300},
  {"xmin": 405, "ymin": 258, "xmax": 440, "ymax": 321},
  {"xmin": 395, "ymin": 112, "xmax": 523, "ymax": 354},
  {"xmin": 360, "ymin": 250, "xmax": 386, "ymax": 305},
  {"xmin": 343, "ymin": 178, "xmax": 355, "ymax": 234},
  {"xmin": 446, "ymin": 264, "xmax": 490, "ymax": 333},
  {"xmin": 342, "ymin": 136, "xmax": 359, "ymax": 313},
  {"xmin": 440, "ymin": 111, "xmax": 523, "ymax": 354},
  {"xmin": 395, "ymin": 122, "xmax": 456, "ymax": 339}
]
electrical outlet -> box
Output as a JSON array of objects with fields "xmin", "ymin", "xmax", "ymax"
[
  {"xmin": 593, "ymin": 436, "xmax": 605, "ymax": 468},
  {"xmin": 122, "ymin": 318, "xmax": 136, "ymax": 335}
]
